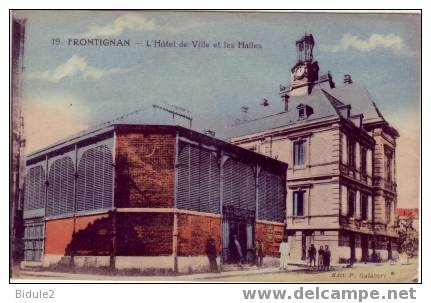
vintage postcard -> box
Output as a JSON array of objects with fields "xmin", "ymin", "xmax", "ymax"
[{"xmin": 10, "ymin": 10, "xmax": 420, "ymax": 283}]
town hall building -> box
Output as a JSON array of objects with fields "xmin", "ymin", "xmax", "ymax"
[{"xmin": 230, "ymin": 34, "xmax": 399, "ymax": 264}]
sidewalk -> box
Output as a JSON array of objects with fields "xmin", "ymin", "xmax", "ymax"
[{"xmin": 15, "ymin": 264, "xmax": 307, "ymax": 281}]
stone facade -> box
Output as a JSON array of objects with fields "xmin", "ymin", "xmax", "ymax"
[{"xmin": 230, "ymin": 34, "xmax": 399, "ymax": 264}]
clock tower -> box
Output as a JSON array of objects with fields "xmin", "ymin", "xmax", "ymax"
[{"xmin": 280, "ymin": 34, "xmax": 320, "ymax": 99}]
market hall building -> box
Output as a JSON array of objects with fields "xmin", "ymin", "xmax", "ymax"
[
  {"xmin": 230, "ymin": 34, "xmax": 399, "ymax": 264},
  {"xmin": 22, "ymin": 119, "xmax": 287, "ymax": 272}
]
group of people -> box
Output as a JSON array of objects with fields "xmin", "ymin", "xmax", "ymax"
[
  {"xmin": 231, "ymin": 235, "xmax": 266, "ymax": 267},
  {"xmin": 307, "ymin": 244, "xmax": 331, "ymax": 271},
  {"xmin": 206, "ymin": 235, "xmax": 332, "ymax": 273},
  {"xmin": 205, "ymin": 235, "xmax": 266, "ymax": 273}
]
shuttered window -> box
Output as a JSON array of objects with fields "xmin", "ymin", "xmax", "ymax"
[
  {"xmin": 23, "ymin": 218, "xmax": 44, "ymax": 261},
  {"xmin": 76, "ymin": 145, "xmax": 113, "ymax": 212},
  {"xmin": 258, "ymin": 170, "xmax": 286, "ymax": 222},
  {"xmin": 24, "ymin": 165, "xmax": 46, "ymax": 210},
  {"xmin": 222, "ymin": 159, "xmax": 256, "ymax": 211},
  {"xmin": 46, "ymin": 157, "xmax": 74, "ymax": 217},
  {"xmin": 177, "ymin": 142, "xmax": 220, "ymax": 213}
]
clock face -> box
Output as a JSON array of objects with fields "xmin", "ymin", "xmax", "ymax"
[{"xmin": 293, "ymin": 65, "xmax": 307, "ymax": 80}]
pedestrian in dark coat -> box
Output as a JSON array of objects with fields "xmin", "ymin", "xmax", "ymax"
[
  {"xmin": 308, "ymin": 244, "xmax": 317, "ymax": 267},
  {"xmin": 256, "ymin": 240, "xmax": 265, "ymax": 267},
  {"xmin": 318, "ymin": 246, "xmax": 325, "ymax": 271},
  {"xmin": 323, "ymin": 245, "xmax": 331, "ymax": 271},
  {"xmin": 205, "ymin": 237, "xmax": 218, "ymax": 272}
]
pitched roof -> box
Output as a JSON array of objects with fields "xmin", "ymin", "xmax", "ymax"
[
  {"xmin": 229, "ymin": 85, "xmax": 341, "ymax": 139},
  {"xmin": 229, "ymin": 80, "xmax": 387, "ymax": 139},
  {"xmin": 328, "ymin": 81, "xmax": 385, "ymax": 123}
]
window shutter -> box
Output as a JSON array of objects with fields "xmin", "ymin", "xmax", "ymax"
[
  {"xmin": 189, "ymin": 145, "xmax": 200, "ymax": 211},
  {"xmin": 47, "ymin": 157, "xmax": 74, "ymax": 216},
  {"xmin": 223, "ymin": 159, "xmax": 255, "ymax": 211},
  {"xmin": 177, "ymin": 142, "xmax": 220, "ymax": 214},
  {"xmin": 24, "ymin": 165, "xmax": 45, "ymax": 211},
  {"xmin": 177, "ymin": 142, "xmax": 191, "ymax": 210},
  {"xmin": 77, "ymin": 145, "xmax": 113, "ymax": 213},
  {"xmin": 209, "ymin": 153, "xmax": 220, "ymax": 213}
]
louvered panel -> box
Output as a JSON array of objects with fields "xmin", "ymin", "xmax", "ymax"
[
  {"xmin": 28, "ymin": 168, "xmax": 35, "ymax": 210},
  {"xmin": 222, "ymin": 159, "xmax": 234, "ymax": 208},
  {"xmin": 46, "ymin": 157, "xmax": 74, "ymax": 216},
  {"xmin": 189, "ymin": 145, "xmax": 200, "ymax": 211},
  {"xmin": 24, "ymin": 165, "xmax": 46, "ymax": 211},
  {"xmin": 77, "ymin": 145, "xmax": 113, "ymax": 213},
  {"xmin": 258, "ymin": 170, "xmax": 267, "ymax": 220},
  {"xmin": 209, "ymin": 154, "xmax": 220, "ymax": 213},
  {"xmin": 198, "ymin": 148, "xmax": 210, "ymax": 212},
  {"xmin": 34, "ymin": 167, "xmax": 42, "ymax": 209},
  {"xmin": 66, "ymin": 158, "xmax": 75, "ymax": 213},
  {"xmin": 276, "ymin": 175, "xmax": 286, "ymax": 222},
  {"xmin": 76, "ymin": 158, "xmax": 86, "ymax": 212},
  {"xmin": 177, "ymin": 143, "xmax": 191, "ymax": 210},
  {"xmin": 93, "ymin": 147, "xmax": 104, "ymax": 209},
  {"xmin": 102, "ymin": 146, "xmax": 114, "ymax": 209},
  {"xmin": 85, "ymin": 148, "xmax": 95, "ymax": 210},
  {"xmin": 58, "ymin": 158, "xmax": 66, "ymax": 214},
  {"xmin": 23, "ymin": 218, "xmax": 44, "ymax": 261},
  {"xmin": 268, "ymin": 172, "xmax": 278, "ymax": 221},
  {"xmin": 231, "ymin": 160, "xmax": 241, "ymax": 209},
  {"xmin": 240, "ymin": 162, "xmax": 255, "ymax": 211},
  {"xmin": 257, "ymin": 170, "xmax": 285, "ymax": 222}
]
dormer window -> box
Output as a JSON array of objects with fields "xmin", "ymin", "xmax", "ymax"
[{"xmin": 297, "ymin": 103, "xmax": 314, "ymax": 120}]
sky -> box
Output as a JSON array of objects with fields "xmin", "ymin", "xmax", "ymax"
[{"xmin": 13, "ymin": 10, "xmax": 421, "ymax": 208}]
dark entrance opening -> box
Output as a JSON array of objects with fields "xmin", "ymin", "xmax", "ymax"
[
  {"xmin": 387, "ymin": 240, "xmax": 392, "ymax": 260},
  {"xmin": 349, "ymin": 233, "xmax": 356, "ymax": 263},
  {"xmin": 222, "ymin": 206, "xmax": 255, "ymax": 264},
  {"xmin": 361, "ymin": 234, "xmax": 369, "ymax": 262},
  {"xmin": 301, "ymin": 231, "xmax": 313, "ymax": 261}
]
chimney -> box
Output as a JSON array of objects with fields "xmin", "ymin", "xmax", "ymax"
[
  {"xmin": 240, "ymin": 106, "xmax": 249, "ymax": 121},
  {"xmin": 260, "ymin": 98, "xmax": 270, "ymax": 107},
  {"xmin": 282, "ymin": 94, "xmax": 289, "ymax": 111},
  {"xmin": 344, "ymin": 74, "xmax": 352, "ymax": 84}
]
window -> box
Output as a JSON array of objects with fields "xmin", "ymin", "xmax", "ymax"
[
  {"xmin": 360, "ymin": 148, "xmax": 367, "ymax": 176},
  {"xmin": 347, "ymin": 138, "xmax": 356, "ymax": 169},
  {"xmin": 360, "ymin": 194, "xmax": 368, "ymax": 220},
  {"xmin": 293, "ymin": 140, "xmax": 305, "ymax": 166},
  {"xmin": 298, "ymin": 107, "xmax": 305, "ymax": 119},
  {"xmin": 297, "ymin": 104, "xmax": 314, "ymax": 119},
  {"xmin": 293, "ymin": 191, "xmax": 304, "ymax": 217},
  {"xmin": 347, "ymin": 189, "xmax": 355, "ymax": 217},
  {"xmin": 385, "ymin": 200, "xmax": 392, "ymax": 224},
  {"xmin": 385, "ymin": 149, "xmax": 393, "ymax": 182}
]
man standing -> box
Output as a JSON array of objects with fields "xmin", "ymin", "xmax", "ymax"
[
  {"xmin": 233, "ymin": 234, "xmax": 244, "ymax": 265},
  {"xmin": 205, "ymin": 237, "xmax": 218, "ymax": 272},
  {"xmin": 308, "ymin": 244, "xmax": 317, "ymax": 268},
  {"xmin": 256, "ymin": 240, "xmax": 265, "ymax": 267},
  {"xmin": 279, "ymin": 238, "xmax": 289, "ymax": 271},
  {"xmin": 318, "ymin": 245, "xmax": 325, "ymax": 271},
  {"xmin": 323, "ymin": 245, "xmax": 331, "ymax": 271}
]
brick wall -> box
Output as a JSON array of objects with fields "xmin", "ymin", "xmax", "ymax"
[
  {"xmin": 256, "ymin": 222, "xmax": 284, "ymax": 256},
  {"xmin": 115, "ymin": 130, "xmax": 176, "ymax": 208},
  {"xmin": 177, "ymin": 213, "xmax": 221, "ymax": 256},
  {"xmin": 45, "ymin": 213, "xmax": 111, "ymax": 255},
  {"xmin": 116, "ymin": 212, "xmax": 173, "ymax": 256}
]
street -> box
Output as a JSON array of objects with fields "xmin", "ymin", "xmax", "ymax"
[{"xmin": 13, "ymin": 259, "xmax": 418, "ymax": 283}]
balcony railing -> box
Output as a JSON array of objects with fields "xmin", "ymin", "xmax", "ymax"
[
  {"xmin": 340, "ymin": 164, "xmax": 371, "ymax": 184},
  {"xmin": 340, "ymin": 216, "xmax": 373, "ymax": 231},
  {"xmin": 373, "ymin": 176, "xmax": 397, "ymax": 192}
]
